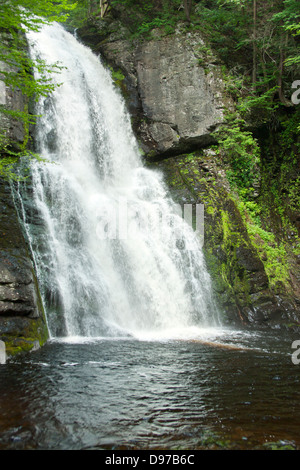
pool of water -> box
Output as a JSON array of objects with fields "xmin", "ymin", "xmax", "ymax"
[{"xmin": 0, "ymin": 327, "xmax": 299, "ymax": 450}]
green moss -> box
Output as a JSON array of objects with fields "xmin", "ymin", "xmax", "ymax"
[
  {"xmin": 248, "ymin": 225, "xmax": 289, "ymax": 288},
  {"xmin": 238, "ymin": 199, "xmax": 292, "ymax": 291},
  {"xmin": 263, "ymin": 441, "xmax": 296, "ymax": 450},
  {"xmin": 105, "ymin": 64, "xmax": 129, "ymax": 100},
  {"xmin": 4, "ymin": 324, "xmax": 48, "ymax": 358},
  {"xmin": 220, "ymin": 209, "xmax": 231, "ymax": 242},
  {"xmin": 109, "ymin": 67, "xmax": 125, "ymax": 83},
  {"xmin": 6, "ymin": 339, "xmax": 37, "ymax": 357},
  {"xmin": 206, "ymin": 205, "xmax": 215, "ymax": 216}
]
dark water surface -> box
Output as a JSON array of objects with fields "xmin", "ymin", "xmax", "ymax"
[{"xmin": 0, "ymin": 328, "xmax": 299, "ymax": 450}]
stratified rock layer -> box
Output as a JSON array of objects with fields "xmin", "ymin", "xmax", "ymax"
[{"xmin": 0, "ymin": 181, "xmax": 48, "ymax": 357}]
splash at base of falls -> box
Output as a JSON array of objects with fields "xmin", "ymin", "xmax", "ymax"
[{"xmin": 18, "ymin": 22, "xmax": 221, "ymax": 341}]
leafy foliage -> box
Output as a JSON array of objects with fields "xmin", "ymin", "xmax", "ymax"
[
  {"xmin": 0, "ymin": 0, "xmax": 76, "ymax": 178},
  {"xmin": 212, "ymin": 113, "xmax": 261, "ymax": 197}
]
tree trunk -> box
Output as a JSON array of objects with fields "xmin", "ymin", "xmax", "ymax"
[
  {"xmin": 278, "ymin": 33, "xmax": 291, "ymax": 106},
  {"xmin": 100, "ymin": 0, "xmax": 110, "ymax": 18},
  {"xmin": 184, "ymin": 0, "xmax": 192, "ymax": 23},
  {"xmin": 252, "ymin": 0, "xmax": 257, "ymax": 89}
]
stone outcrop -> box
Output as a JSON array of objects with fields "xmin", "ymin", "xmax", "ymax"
[
  {"xmin": 134, "ymin": 32, "xmax": 226, "ymax": 157},
  {"xmin": 77, "ymin": 23, "xmax": 231, "ymax": 159}
]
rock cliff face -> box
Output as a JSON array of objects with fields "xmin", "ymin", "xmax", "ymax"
[
  {"xmin": 78, "ymin": 19, "xmax": 300, "ymax": 329},
  {"xmin": 78, "ymin": 23, "xmax": 230, "ymax": 158},
  {"xmin": 0, "ymin": 70, "xmax": 49, "ymax": 359},
  {"xmin": 132, "ymin": 31, "xmax": 225, "ymax": 157}
]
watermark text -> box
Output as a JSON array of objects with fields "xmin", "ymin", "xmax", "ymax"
[
  {"xmin": 291, "ymin": 80, "xmax": 300, "ymax": 105},
  {"xmin": 291, "ymin": 340, "xmax": 300, "ymax": 365},
  {"xmin": 95, "ymin": 198, "xmax": 205, "ymax": 248}
]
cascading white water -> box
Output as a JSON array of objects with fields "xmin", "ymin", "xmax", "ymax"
[{"xmin": 20, "ymin": 22, "xmax": 221, "ymax": 340}]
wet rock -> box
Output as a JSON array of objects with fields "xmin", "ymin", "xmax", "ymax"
[
  {"xmin": 0, "ymin": 182, "xmax": 49, "ymax": 357},
  {"xmin": 0, "ymin": 340, "xmax": 6, "ymax": 364}
]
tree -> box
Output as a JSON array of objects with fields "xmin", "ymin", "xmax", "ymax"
[
  {"xmin": 183, "ymin": 0, "xmax": 193, "ymax": 22},
  {"xmin": 0, "ymin": 0, "xmax": 76, "ymax": 97},
  {"xmin": 272, "ymin": 0, "xmax": 300, "ymax": 68},
  {"xmin": 209, "ymin": 0, "xmax": 299, "ymax": 110},
  {"xmin": 270, "ymin": 0, "xmax": 300, "ymax": 105},
  {"xmin": 100, "ymin": 0, "xmax": 110, "ymax": 17},
  {"xmin": 0, "ymin": 0, "xmax": 76, "ymax": 177},
  {"xmin": 252, "ymin": 0, "xmax": 257, "ymax": 88}
]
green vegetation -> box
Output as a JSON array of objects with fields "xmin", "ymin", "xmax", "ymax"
[
  {"xmin": 212, "ymin": 113, "xmax": 261, "ymax": 197},
  {"xmin": 0, "ymin": 0, "xmax": 76, "ymax": 178},
  {"xmin": 67, "ymin": 0, "xmax": 193, "ymax": 35},
  {"xmin": 238, "ymin": 200, "xmax": 291, "ymax": 289}
]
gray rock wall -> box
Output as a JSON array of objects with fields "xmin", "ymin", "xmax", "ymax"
[
  {"xmin": 0, "ymin": 70, "xmax": 49, "ymax": 359},
  {"xmin": 135, "ymin": 32, "xmax": 225, "ymax": 155},
  {"xmin": 79, "ymin": 25, "xmax": 231, "ymax": 159}
]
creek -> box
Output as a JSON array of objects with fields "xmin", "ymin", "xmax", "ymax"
[{"xmin": 0, "ymin": 332, "xmax": 299, "ymax": 450}]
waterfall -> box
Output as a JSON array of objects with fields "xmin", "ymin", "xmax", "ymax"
[{"xmin": 20, "ymin": 22, "xmax": 220, "ymax": 340}]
